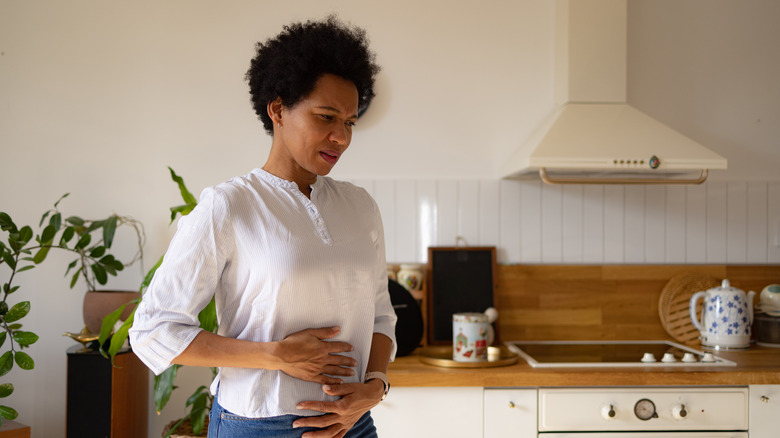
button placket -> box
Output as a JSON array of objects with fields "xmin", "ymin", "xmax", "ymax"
[{"xmin": 299, "ymin": 194, "xmax": 332, "ymax": 246}]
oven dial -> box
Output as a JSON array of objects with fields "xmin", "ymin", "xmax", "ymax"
[
  {"xmin": 634, "ymin": 398, "xmax": 658, "ymax": 421},
  {"xmin": 601, "ymin": 404, "xmax": 616, "ymax": 420},
  {"xmin": 672, "ymin": 403, "xmax": 688, "ymax": 420}
]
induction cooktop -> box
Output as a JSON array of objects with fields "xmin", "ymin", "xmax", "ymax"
[{"xmin": 505, "ymin": 340, "xmax": 736, "ymax": 368}]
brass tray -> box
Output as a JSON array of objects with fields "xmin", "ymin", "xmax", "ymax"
[{"xmin": 417, "ymin": 345, "xmax": 519, "ymax": 368}]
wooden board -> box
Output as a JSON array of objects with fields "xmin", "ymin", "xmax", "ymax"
[{"xmin": 494, "ymin": 264, "xmax": 779, "ymax": 342}]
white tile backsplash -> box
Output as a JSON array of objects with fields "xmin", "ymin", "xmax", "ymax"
[{"xmin": 352, "ymin": 179, "xmax": 780, "ymax": 265}]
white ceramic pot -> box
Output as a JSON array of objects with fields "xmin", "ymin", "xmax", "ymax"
[
  {"xmin": 760, "ymin": 284, "xmax": 780, "ymax": 316},
  {"xmin": 689, "ymin": 279, "xmax": 755, "ymax": 349},
  {"xmin": 397, "ymin": 264, "xmax": 424, "ymax": 292}
]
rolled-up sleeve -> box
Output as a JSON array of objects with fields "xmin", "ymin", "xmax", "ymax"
[
  {"xmin": 369, "ymin": 197, "xmax": 398, "ymax": 361},
  {"xmin": 129, "ymin": 188, "xmax": 232, "ymax": 375}
]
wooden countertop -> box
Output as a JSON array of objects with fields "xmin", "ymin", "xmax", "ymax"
[{"xmin": 388, "ymin": 344, "xmax": 780, "ymax": 387}]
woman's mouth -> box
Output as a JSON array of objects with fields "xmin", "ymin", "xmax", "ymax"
[{"xmin": 319, "ymin": 151, "xmax": 340, "ymax": 165}]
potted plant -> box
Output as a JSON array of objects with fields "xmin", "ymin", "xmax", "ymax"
[
  {"xmin": 100, "ymin": 167, "xmax": 215, "ymax": 437},
  {"xmin": 0, "ymin": 194, "xmax": 144, "ymax": 426}
]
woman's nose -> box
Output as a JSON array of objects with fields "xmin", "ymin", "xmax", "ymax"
[{"xmin": 329, "ymin": 125, "xmax": 350, "ymax": 145}]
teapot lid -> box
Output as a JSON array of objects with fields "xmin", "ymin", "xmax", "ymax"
[{"xmin": 713, "ymin": 279, "xmax": 742, "ymax": 293}]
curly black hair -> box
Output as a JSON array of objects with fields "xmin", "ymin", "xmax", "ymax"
[{"xmin": 246, "ymin": 15, "xmax": 380, "ymax": 135}]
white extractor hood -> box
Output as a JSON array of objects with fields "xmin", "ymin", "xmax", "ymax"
[{"xmin": 501, "ymin": 0, "xmax": 727, "ymax": 184}]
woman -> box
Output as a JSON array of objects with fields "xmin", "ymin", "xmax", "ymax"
[{"xmin": 129, "ymin": 16, "xmax": 397, "ymax": 438}]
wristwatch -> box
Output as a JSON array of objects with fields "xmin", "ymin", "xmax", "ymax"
[{"xmin": 364, "ymin": 371, "xmax": 390, "ymax": 401}]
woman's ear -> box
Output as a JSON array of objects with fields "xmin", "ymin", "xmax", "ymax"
[{"xmin": 267, "ymin": 97, "xmax": 284, "ymax": 127}]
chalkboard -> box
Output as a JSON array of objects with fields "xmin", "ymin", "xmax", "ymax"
[{"xmin": 426, "ymin": 247, "xmax": 498, "ymax": 345}]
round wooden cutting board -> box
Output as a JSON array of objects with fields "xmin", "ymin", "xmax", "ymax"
[{"xmin": 659, "ymin": 273, "xmax": 720, "ymax": 346}]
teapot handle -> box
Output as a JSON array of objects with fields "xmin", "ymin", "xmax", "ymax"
[
  {"xmin": 748, "ymin": 290, "xmax": 756, "ymax": 325},
  {"xmin": 689, "ymin": 291, "xmax": 707, "ymax": 332}
]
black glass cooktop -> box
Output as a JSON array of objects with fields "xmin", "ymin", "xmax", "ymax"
[{"xmin": 505, "ymin": 340, "xmax": 736, "ymax": 368}]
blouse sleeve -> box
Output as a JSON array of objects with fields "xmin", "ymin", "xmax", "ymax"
[
  {"xmin": 368, "ymin": 196, "xmax": 398, "ymax": 361},
  {"xmin": 129, "ymin": 188, "xmax": 233, "ymax": 375}
]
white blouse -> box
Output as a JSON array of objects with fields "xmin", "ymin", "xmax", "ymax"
[{"xmin": 129, "ymin": 168, "xmax": 397, "ymax": 418}]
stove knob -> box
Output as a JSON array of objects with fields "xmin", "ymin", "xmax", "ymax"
[
  {"xmin": 661, "ymin": 353, "xmax": 677, "ymax": 363},
  {"xmin": 672, "ymin": 403, "xmax": 688, "ymax": 420},
  {"xmin": 641, "ymin": 352, "xmax": 656, "ymax": 363},
  {"xmin": 601, "ymin": 404, "xmax": 616, "ymax": 420}
]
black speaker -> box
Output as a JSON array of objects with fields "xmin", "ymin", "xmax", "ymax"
[{"xmin": 388, "ymin": 279, "xmax": 424, "ymax": 356}]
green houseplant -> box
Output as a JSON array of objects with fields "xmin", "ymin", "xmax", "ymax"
[
  {"xmin": 100, "ymin": 167, "xmax": 216, "ymax": 437},
  {"xmin": 0, "ymin": 194, "xmax": 144, "ymax": 426}
]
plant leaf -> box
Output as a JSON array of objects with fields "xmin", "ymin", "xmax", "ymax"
[
  {"xmin": 89, "ymin": 246, "xmax": 106, "ymax": 258},
  {"xmin": 1, "ymin": 252, "xmax": 14, "ymax": 270},
  {"xmin": 140, "ymin": 255, "xmax": 164, "ymax": 291},
  {"xmin": 103, "ymin": 215, "xmax": 118, "ymax": 248},
  {"xmin": 53, "ymin": 193, "xmax": 69, "ymax": 208},
  {"xmin": 169, "ymin": 167, "xmax": 197, "ymax": 205},
  {"xmin": 0, "ymin": 404, "xmax": 18, "ymax": 421},
  {"xmin": 14, "ymin": 352, "xmax": 34, "ymax": 370},
  {"xmin": 107, "ymin": 310, "xmax": 134, "ymax": 360},
  {"xmin": 154, "ymin": 364, "xmax": 180, "ymax": 414},
  {"xmin": 91, "ymin": 263, "xmax": 108, "ymax": 285},
  {"xmin": 0, "ymin": 332, "xmax": 5, "ymax": 349},
  {"xmin": 75, "ymin": 232, "xmax": 91, "ymax": 250},
  {"xmin": 66, "ymin": 216, "xmax": 84, "ymax": 226},
  {"xmin": 0, "ymin": 383, "xmax": 12, "ymax": 398},
  {"xmin": 12, "ymin": 331, "xmax": 38, "ymax": 347},
  {"xmin": 0, "ymin": 213, "xmax": 16, "ymax": 233},
  {"xmin": 32, "ymin": 246, "xmax": 50, "ymax": 264},
  {"xmin": 16, "ymin": 265, "xmax": 34, "ymax": 273},
  {"xmin": 0, "ymin": 352, "xmax": 13, "ymax": 377},
  {"xmin": 169, "ymin": 204, "xmax": 196, "ymax": 223},
  {"xmin": 64, "ymin": 259, "xmax": 78, "ymax": 276},
  {"xmin": 187, "ymin": 390, "xmax": 209, "ymax": 435},
  {"xmin": 70, "ymin": 268, "xmax": 81, "ymax": 289},
  {"xmin": 49, "ymin": 212, "xmax": 62, "ymax": 231},
  {"xmin": 40, "ymin": 224, "xmax": 56, "ymax": 244},
  {"xmin": 198, "ymin": 297, "xmax": 218, "ymax": 333},
  {"xmin": 3, "ymin": 301, "xmax": 30, "ymax": 323},
  {"xmin": 98, "ymin": 302, "xmax": 130, "ymax": 355},
  {"xmin": 60, "ymin": 226, "xmax": 75, "ymax": 245},
  {"xmin": 17, "ymin": 226, "xmax": 33, "ymax": 245}
]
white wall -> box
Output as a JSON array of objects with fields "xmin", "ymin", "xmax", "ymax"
[
  {"xmin": 0, "ymin": 1, "xmax": 778, "ymax": 437},
  {"xmin": 357, "ymin": 179, "xmax": 780, "ymax": 265}
]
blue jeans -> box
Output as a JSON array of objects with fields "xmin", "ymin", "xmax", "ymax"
[{"xmin": 207, "ymin": 397, "xmax": 378, "ymax": 438}]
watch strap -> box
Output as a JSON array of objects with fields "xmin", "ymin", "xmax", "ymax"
[{"xmin": 364, "ymin": 371, "xmax": 390, "ymax": 401}]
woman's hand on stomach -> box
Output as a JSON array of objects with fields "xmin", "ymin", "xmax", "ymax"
[{"xmin": 273, "ymin": 326, "xmax": 357, "ymax": 385}]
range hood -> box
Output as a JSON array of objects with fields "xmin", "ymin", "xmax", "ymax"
[{"xmin": 501, "ymin": 0, "xmax": 727, "ymax": 184}]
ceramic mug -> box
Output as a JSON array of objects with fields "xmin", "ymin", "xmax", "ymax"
[{"xmin": 452, "ymin": 313, "xmax": 489, "ymax": 362}]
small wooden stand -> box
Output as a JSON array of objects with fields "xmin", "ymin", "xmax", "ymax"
[
  {"xmin": 0, "ymin": 420, "xmax": 30, "ymax": 438},
  {"xmin": 66, "ymin": 345, "xmax": 148, "ymax": 438}
]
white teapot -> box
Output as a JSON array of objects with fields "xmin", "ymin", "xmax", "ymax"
[{"xmin": 689, "ymin": 279, "xmax": 755, "ymax": 349}]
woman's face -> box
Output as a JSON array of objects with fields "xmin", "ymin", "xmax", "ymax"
[{"xmin": 272, "ymin": 74, "xmax": 359, "ymax": 181}]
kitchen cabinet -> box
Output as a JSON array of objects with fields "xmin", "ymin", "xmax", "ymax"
[
  {"xmin": 484, "ymin": 389, "xmax": 537, "ymax": 438},
  {"xmin": 372, "ymin": 387, "xmax": 483, "ymax": 438},
  {"xmin": 749, "ymin": 384, "xmax": 780, "ymax": 438}
]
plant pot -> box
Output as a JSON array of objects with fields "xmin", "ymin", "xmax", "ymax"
[
  {"xmin": 82, "ymin": 290, "xmax": 140, "ymax": 335},
  {"xmin": 163, "ymin": 417, "xmax": 209, "ymax": 438}
]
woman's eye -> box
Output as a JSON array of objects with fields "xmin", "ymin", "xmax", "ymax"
[
  {"xmin": 346, "ymin": 121, "xmax": 356, "ymax": 127},
  {"xmin": 318, "ymin": 114, "xmax": 334, "ymax": 121}
]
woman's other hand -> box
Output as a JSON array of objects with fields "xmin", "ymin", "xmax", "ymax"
[
  {"xmin": 292, "ymin": 379, "xmax": 384, "ymax": 438},
  {"xmin": 274, "ymin": 326, "xmax": 357, "ymax": 385}
]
